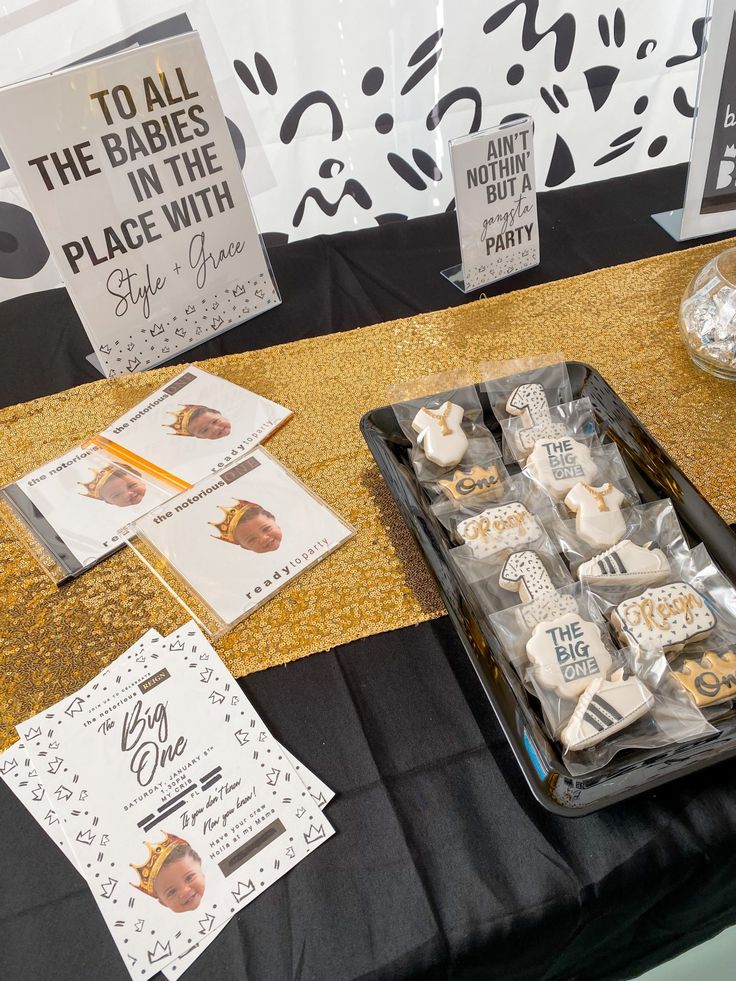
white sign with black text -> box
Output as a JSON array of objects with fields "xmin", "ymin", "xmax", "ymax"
[
  {"xmin": 0, "ymin": 32, "xmax": 280, "ymax": 376},
  {"xmin": 442, "ymin": 116, "xmax": 539, "ymax": 293}
]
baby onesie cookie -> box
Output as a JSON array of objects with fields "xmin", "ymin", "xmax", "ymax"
[
  {"xmin": 560, "ymin": 671, "xmax": 654, "ymax": 751},
  {"xmin": 411, "ymin": 401, "xmax": 468, "ymax": 467},
  {"xmin": 564, "ymin": 482, "xmax": 626, "ymax": 548},
  {"xmin": 673, "ymin": 650, "xmax": 736, "ymax": 708},
  {"xmin": 499, "ymin": 549, "xmax": 576, "ymax": 628},
  {"xmin": 526, "ymin": 611, "xmax": 613, "ymax": 699},
  {"xmin": 577, "ymin": 540, "xmax": 669, "ymax": 587},
  {"xmin": 525, "ymin": 437, "xmax": 597, "ymax": 499},
  {"xmin": 611, "ymin": 582, "xmax": 716, "ymax": 654},
  {"xmin": 437, "ymin": 464, "xmax": 501, "ymax": 503},
  {"xmin": 457, "ymin": 502, "xmax": 541, "ymax": 558},
  {"xmin": 505, "ymin": 382, "xmax": 568, "ymax": 455}
]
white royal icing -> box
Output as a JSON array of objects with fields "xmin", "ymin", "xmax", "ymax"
[
  {"xmin": 412, "ymin": 401, "xmax": 468, "ymax": 467},
  {"xmin": 564, "ymin": 481, "xmax": 626, "ymax": 548},
  {"xmin": 457, "ymin": 502, "xmax": 540, "ymax": 558},
  {"xmin": 577, "ymin": 540, "xmax": 670, "ymax": 586},
  {"xmin": 525, "ymin": 436, "xmax": 597, "ymax": 499},
  {"xmin": 611, "ymin": 581, "xmax": 716, "ymax": 653},
  {"xmin": 499, "ymin": 549, "xmax": 576, "ymax": 628},
  {"xmin": 505, "ymin": 382, "xmax": 568, "ymax": 455},
  {"xmin": 560, "ymin": 672, "xmax": 654, "ymax": 751},
  {"xmin": 526, "ymin": 611, "xmax": 613, "ymax": 699}
]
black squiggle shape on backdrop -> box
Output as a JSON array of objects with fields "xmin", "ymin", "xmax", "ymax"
[
  {"xmin": 234, "ymin": 59, "xmax": 258, "ymax": 94},
  {"xmin": 611, "ymin": 127, "xmax": 641, "ymax": 147},
  {"xmin": 666, "ymin": 18, "xmax": 706, "ymax": 67},
  {"xmin": 598, "ymin": 14, "xmax": 610, "ymax": 47},
  {"xmin": 362, "ymin": 66, "xmax": 384, "ymax": 96},
  {"xmin": 545, "ymin": 134, "xmax": 575, "ymax": 187},
  {"xmin": 637, "ymin": 39, "xmax": 657, "ymax": 60},
  {"xmin": 226, "ymin": 118, "xmax": 246, "ymax": 169},
  {"xmin": 0, "ymin": 202, "xmax": 50, "ymax": 279},
  {"xmin": 507, "ymin": 63, "xmax": 524, "ymax": 85},
  {"xmin": 540, "ymin": 86, "xmax": 560, "ymax": 114},
  {"xmin": 673, "ymin": 86, "xmax": 695, "ymax": 118},
  {"xmin": 254, "ymin": 53, "xmax": 277, "ymax": 94},
  {"xmin": 292, "ymin": 180, "xmax": 372, "ymax": 227},
  {"xmin": 375, "ymin": 113, "xmax": 394, "ymax": 134},
  {"xmin": 412, "ymin": 149, "xmax": 442, "ymax": 181},
  {"xmin": 409, "ymin": 28, "xmax": 444, "ymax": 66},
  {"xmin": 648, "ymin": 136, "xmax": 667, "ymax": 157},
  {"xmin": 401, "ymin": 50, "xmax": 441, "ymax": 95},
  {"xmin": 319, "ymin": 158, "xmax": 345, "ymax": 178},
  {"xmin": 375, "ymin": 213, "xmax": 408, "ymax": 225},
  {"xmin": 584, "ymin": 66, "xmax": 620, "ymax": 111},
  {"xmin": 280, "ymin": 92, "xmax": 344, "ymax": 143},
  {"xmin": 387, "ymin": 153, "xmax": 427, "ymax": 190},
  {"xmin": 426, "ymin": 88, "xmax": 482, "ymax": 133},
  {"xmin": 483, "ymin": 0, "xmax": 576, "ymax": 73},
  {"xmin": 613, "ymin": 8, "xmax": 625, "ymax": 47},
  {"xmin": 595, "ymin": 143, "xmax": 634, "ymax": 166},
  {"xmin": 634, "ymin": 95, "xmax": 648, "ymax": 115}
]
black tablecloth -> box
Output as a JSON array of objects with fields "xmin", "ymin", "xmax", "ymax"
[{"xmin": 3, "ymin": 164, "xmax": 736, "ymax": 981}]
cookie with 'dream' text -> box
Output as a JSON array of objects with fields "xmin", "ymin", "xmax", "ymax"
[{"xmin": 611, "ymin": 581, "xmax": 716, "ymax": 654}]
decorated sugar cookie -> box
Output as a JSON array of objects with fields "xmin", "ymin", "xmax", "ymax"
[
  {"xmin": 564, "ymin": 481, "xmax": 626, "ymax": 548},
  {"xmin": 505, "ymin": 382, "xmax": 568, "ymax": 455},
  {"xmin": 673, "ymin": 650, "xmax": 736, "ymax": 708},
  {"xmin": 499, "ymin": 549, "xmax": 576, "ymax": 628},
  {"xmin": 411, "ymin": 401, "xmax": 468, "ymax": 467},
  {"xmin": 526, "ymin": 611, "xmax": 613, "ymax": 699},
  {"xmin": 577, "ymin": 540, "xmax": 669, "ymax": 586},
  {"xmin": 560, "ymin": 671, "xmax": 654, "ymax": 751},
  {"xmin": 437, "ymin": 464, "xmax": 501, "ymax": 503},
  {"xmin": 525, "ymin": 437, "xmax": 597, "ymax": 499},
  {"xmin": 611, "ymin": 581, "xmax": 716, "ymax": 653},
  {"xmin": 457, "ymin": 502, "xmax": 541, "ymax": 558}
]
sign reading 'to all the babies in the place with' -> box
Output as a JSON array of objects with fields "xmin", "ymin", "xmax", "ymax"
[
  {"xmin": 443, "ymin": 116, "xmax": 539, "ymax": 293},
  {"xmin": 0, "ymin": 31, "xmax": 280, "ymax": 377}
]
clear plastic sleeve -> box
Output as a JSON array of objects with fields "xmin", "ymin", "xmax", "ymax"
[
  {"xmin": 522, "ymin": 436, "xmax": 639, "ymax": 506},
  {"xmin": 0, "ymin": 443, "xmax": 173, "ymax": 584},
  {"xmin": 123, "ymin": 447, "xmax": 355, "ymax": 638},
  {"xmin": 392, "ymin": 384, "xmax": 501, "ymax": 485},
  {"xmin": 550, "ymin": 499, "xmax": 691, "ymax": 582}
]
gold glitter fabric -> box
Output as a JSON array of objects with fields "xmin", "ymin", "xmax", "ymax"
[{"xmin": 2, "ymin": 239, "xmax": 736, "ymax": 748}]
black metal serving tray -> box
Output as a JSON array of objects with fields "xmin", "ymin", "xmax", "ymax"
[{"xmin": 360, "ymin": 361, "xmax": 736, "ymax": 816}]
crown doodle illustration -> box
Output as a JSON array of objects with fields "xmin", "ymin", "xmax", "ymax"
[
  {"xmin": 673, "ymin": 650, "xmax": 736, "ymax": 707},
  {"xmin": 130, "ymin": 831, "xmax": 188, "ymax": 897},
  {"xmin": 209, "ymin": 499, "xmax": 260, "ymax": 544},
  {"xmin": 78, "ymin": 464, "xmax": 121, "ymax": 500}
]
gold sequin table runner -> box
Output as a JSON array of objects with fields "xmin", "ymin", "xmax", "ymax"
[{"xmin": 1, "ymin": 239, "xmax": 736, "ymax": 748}]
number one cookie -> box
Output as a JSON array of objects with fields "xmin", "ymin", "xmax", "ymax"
[
  {"xmin": 411, "ymin": 401, "xmax": 468, "ymax": 467},
  {"xmin": 499, "ymin": 549, "xmax": 576, "ymax": 627},
  {"xmin": 505, "ymin": 382, "xmax": 567, "ymax": 454}
]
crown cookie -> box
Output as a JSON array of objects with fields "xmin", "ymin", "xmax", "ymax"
[
  {"xmin": 525, "ymin": 437, "xmax": 597, "ymax": 499},
  {"xmin": 411, "ymin": 401, "xmax": 468, "ymax": 467},
  {"xmin": 672, "ymin": 650, "xmax": 736, "ymax": 707},
  {"xmin": 437, "ymin": 464, "xmax": 501, "ymax": 503},
  {"xmin": 457, "ymin": 502, "xmax": 541, "ymax": 559},
  {"xmin": 526, "ymin": 611, "xmax": 613, "ymax": 700},
  {"xmin": 611, "ymin": 582, "xmax": 716, "ymax": 654}
]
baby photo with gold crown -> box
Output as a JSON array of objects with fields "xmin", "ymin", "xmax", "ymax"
[
  {"xmin": 4, "ymin": 443, "xmax": 171, "ymax": 574},
  {"xmin": 131, "ymin": 832, "xmax": 206, "ymax": 914},
  {"xmin": 128, "ymin": 447, "xmax": 354, "ymax": 631},
  {"xmin": 95, "ymin": 364, "xmax": 291, "ymax": 485}
]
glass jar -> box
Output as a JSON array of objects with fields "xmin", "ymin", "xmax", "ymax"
[{"xmin": 679, "ymin": 246, "xmax": 736, "ymax": 380}]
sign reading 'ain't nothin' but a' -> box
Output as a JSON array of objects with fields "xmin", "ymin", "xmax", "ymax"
[
  {"xmin": 442, "ymin": 116, "xmax": 539, "ymax": 293},
  {"xmin": 0, "ymin": 31, "xmax": 280, "ymax": 377}
]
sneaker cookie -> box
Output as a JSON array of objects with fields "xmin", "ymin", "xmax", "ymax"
[
  {"xmin": 412, "ymin": 401, "xmax": 468, "ymax": 467},
  {"xmin": 526, "ymin": 611, "xmax": 613, "ymax": 699},
  {"xmin": 611, "ymin": 582, "xmax": 716, "ymax": 654},
  {"xmin": 560, "ymin": 671, "xmax": 654, "ymax": 751},
  {"xmin": 578, "ymin": 540, "xmax": 669, "ymax": 587}
]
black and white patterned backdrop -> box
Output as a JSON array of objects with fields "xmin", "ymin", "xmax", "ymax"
[{"xmin": 0, "ymin": 0, "xmax": 707, "ymax": 303}]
